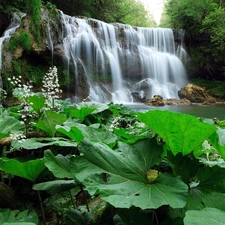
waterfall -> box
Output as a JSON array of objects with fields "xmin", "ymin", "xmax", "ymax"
[
  {"xmin": 0, "ymin": 12, "xmax": 26, "ymax": 88},
  {"xmin": 47, "ymin": 22, "xmax": 54, "ymax": 65},
  {"xmin": 60, "ymin": 13, "xmax": 188, "ymax": 103}
]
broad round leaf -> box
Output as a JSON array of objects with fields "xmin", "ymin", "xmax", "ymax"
[
  {"xmin": 71, "ymin": 139, "xmax": 188, "ymax": 209},
  {"xmin": 184, "ymin": 208, "xmax": 225, "ymax": 225}
]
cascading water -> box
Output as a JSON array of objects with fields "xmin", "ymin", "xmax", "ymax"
[
  {"xmin": 47, "ymin": 22, "xmax": 54, "ymax": 65},
  {"xmin": 0, "ymin": 12, "xmax": 26, "ymax": 88},
  {"xmin": 60, "ymin": 13, "xmax": 188, "ymax": 103}
]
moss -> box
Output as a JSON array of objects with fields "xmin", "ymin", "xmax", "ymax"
[
  {"xmin": 26, "ymin": 0, "xmax": 42, "ymax": 45},
  {"xmin": 12, "ymin": 60, "xmax": 22, "ymax": 74},
  {"xmin": 9, "ymin": 29, "xmax": 31, "ymax": 52},
  {"xmin": 26, "ymin": 65, "xmax": 45, "ymax": 86},
  {"xmin": 19, "ymin": 30, "xmax": 31, "ymax": 51},
  {"xmin": 9, "ymin": 35, "xmax": 19, "ymax": 51}
]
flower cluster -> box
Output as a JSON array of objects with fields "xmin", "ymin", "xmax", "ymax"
[
  {"xmin": 42, "ymin": 66, "xmax": 62, "ymax": 109},
  {"xmin": 10, "ymin": 133, "xmax": 26, "ymax": 141},
  {"xmin": 8, "ymin": 76, "xmax": 33, "ymax": 101},
  {"xmin": 109, "ymin": 116, "xmax": 121, "ymax": 132},
  {"xmin": 10, "ymin": 133, "xmax": 26, "ymax": 151}
]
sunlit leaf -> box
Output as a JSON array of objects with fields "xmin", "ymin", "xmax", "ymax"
[{"xmin": 138, "ymin": 110, "xmax": 217, "ymax": 155}]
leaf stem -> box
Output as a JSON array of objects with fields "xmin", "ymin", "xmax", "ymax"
[
  {"xmin": 69, "ymin": 190, "xmax": 77, "ymax": 209},
  {"xmin": 37, "ymin": 190, "xmax": 46, "ymax": 225}
]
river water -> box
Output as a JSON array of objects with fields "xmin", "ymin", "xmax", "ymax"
[{"xmin": 126, "ymin": 103, "xmax": 225, "ymax": 120}]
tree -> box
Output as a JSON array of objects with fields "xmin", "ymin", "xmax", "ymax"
[
  {"xmin": 165, "ymin": 0, "xmax": 217, "ymax": 38},
  {"xmin": 201, "ymin": 8, "xmax": 225, "ymax": 61}
]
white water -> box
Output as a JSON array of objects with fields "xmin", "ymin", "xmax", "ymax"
[
  {"xmin": 0, "ymin": 13, "xmax": 25, "ymax": 88},
  {"xmin": 60, "ymin": 13, "xmax": 188, "ymax": 103},
  {"xmin": 47, "ymin": 22, "xmax": 54, "ymax": 65}
]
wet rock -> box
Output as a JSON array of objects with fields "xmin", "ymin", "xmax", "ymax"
[
  {"xmin": 131, "ymin": 92, "xmax": 146, "ymax": 102},
  {"xmin": 145, "ymin": 95, "xmax": 165, "ymax": 106},
  {"xmin": 178, "ymin": 83, "xmax": 216, "ymax": 103}
]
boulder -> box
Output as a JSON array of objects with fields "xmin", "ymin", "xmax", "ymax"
[
  {"xmin": 178, "ymin": 83, "xmax": 216, "ymax": 103},
  {"xmin": 131, "ymin": 92, "xmax": 146, "ymax": 102},
  {"xmin": 145, "ymin": 95, "xmax": 165, "ymax": 106}
]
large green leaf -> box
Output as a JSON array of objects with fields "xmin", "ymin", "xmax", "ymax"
[
  {"xmin": 167, "ymin": 152, "xmax": 199, "ymax": 184},
  {"xmin": 57, "ymin": 124, "xmax": 84, "ymax": 143},
  {"xmin": 184, "ymin": 166, "xmax": 225, "ymax": 212},
  {"xmin": 195, "ymin": 166, "xmax": 225, "ymax": 192},
  {"xmin": 28, "ymin": 95, "xmax": 45, "ymax": 113},
  {"xmin": 12, "ymin": 137, "xmax": 77, "ymax": 150},
  {"xmin": 71, "ymin": 139, "xmax": 188, "ymax": 209},
  {"xmin": 64, "ymin": 106, "xmax": 96, "ymax": 121},
  {"xmin": 0, "ymin": 116, "xmax": 25, "ymax": 138},
  {"xmin": 208, "ymin": 128, "xmax": 225, "ymax": 160},
  {"xmin": 138, "ymin": 110, "xmax": 217, "ymax": 155},
  {"xmin": 34, "ymin": 111, "xmax": 67, "ymax": 137},
  {"xmin": 184, "ymin": 208, "xmax": 225, "ymax": 225},
  {"xmin": 200, "ymin": 192, "xmax": 225, "ymax": 211},
  {"xmin": 0, "ymin": 157, "xmax": 45, "ymax": 182},
  {"xmin": 0, "ymin": 209, "xmax": 38, "ymax": 225},
  {"xmin": 57, "ymin": 122, "xmax": 118, "ymax": 148},
  {"xmin": 44, "ymin": 150, "xmax": 73, "ymax": 179},
  {"xmin": 33, "ymin": 180, "xmax": 78, "ymax": 194}
]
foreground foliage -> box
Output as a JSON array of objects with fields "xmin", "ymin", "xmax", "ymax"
[{"xmin": 0, "ymin": 91, "xmax": 225, "ymax": 224}]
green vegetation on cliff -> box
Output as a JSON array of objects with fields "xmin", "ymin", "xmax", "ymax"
[{"xmin": 165, "ymin": 0, "xmax": 225, "ymax": 81}]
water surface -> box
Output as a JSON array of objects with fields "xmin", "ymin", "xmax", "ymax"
[{"xmin": 126, "ymin": 103, "xmax": 225, "ymax": 120}]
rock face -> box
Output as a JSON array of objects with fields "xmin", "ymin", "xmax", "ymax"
[{"xmin": 178, "ymin": 83, "xmax": 216, "ymax": 103}]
